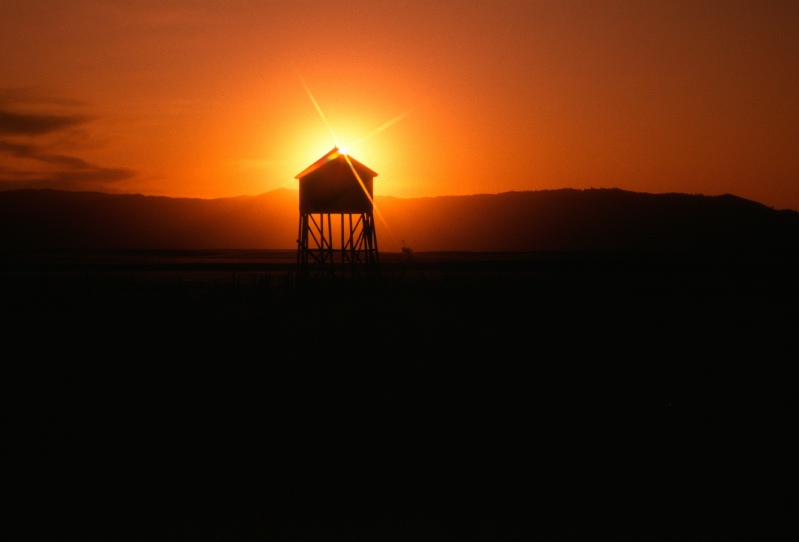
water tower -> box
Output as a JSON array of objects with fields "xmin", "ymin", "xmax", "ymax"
[{"xmin": 296, "ymin": 147, "xmax": 379, "ymax": 278}]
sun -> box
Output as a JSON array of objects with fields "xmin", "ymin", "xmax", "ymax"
[{"xmin": 337, "ymin": 146, "xmax": 349, "ymax": 156}]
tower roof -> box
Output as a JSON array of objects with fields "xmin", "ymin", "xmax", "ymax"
[{"xmin": 295, "ymin": 147, "xmax": 378, "ymax": 180}]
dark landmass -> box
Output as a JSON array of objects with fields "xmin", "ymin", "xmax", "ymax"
[
  {"xmin": 379, "ymin": 189, "xmax": 799, "ymax": 253},
  {"xmin": 3, "ymin": 188, "xmax": 798, "ymax": 539},
  {"xmin": 2, "ymin": 187, "xmax": 798, "ymax": 253},
  {"xmin": 4, "ymin": 250, "xmax": 798, "ymax": 540},
  {"xmin": 0, "ymin": 188, "xmax": 298, "ymax": 250}
]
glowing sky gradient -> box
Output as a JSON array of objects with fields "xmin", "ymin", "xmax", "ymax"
[{"xmin": 2, "ymin": 0, "xmax": 798, "ymax": 209}]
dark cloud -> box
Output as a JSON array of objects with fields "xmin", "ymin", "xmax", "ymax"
[
  {"xmin": 0, "ymin": 109, "xmax": 88, "ymax": 136},
  {"xmin": 18, "ymin": 166, "xmax": 134, "ymax": 185},
  {"xmin": 0, "ymin": 140, "xmax": 36, "ymax": 156},
  {"xmin": 0, "ymin": 139, "xmax": 135, "ymax": 190},
  {"xmin": 0, "ymin": 167, "xmax": 135, "ymax": 191},
  {"xmin": 0, "ymin": 94, "xmax": 136, "ymax": 191},
  {"xmin": 0, "ymin": 140, "xmax": 94, "ymax": 169}
]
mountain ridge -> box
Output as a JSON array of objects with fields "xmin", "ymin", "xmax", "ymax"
[{"xmin": 1, "ymin": 187, "xmax": 797, "ymax": 253}]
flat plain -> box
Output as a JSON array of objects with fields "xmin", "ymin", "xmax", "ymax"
[{"xmin": 4, "ymin": 250, "xmax": 798, "ymax": 540}]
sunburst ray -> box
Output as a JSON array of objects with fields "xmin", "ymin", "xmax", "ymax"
[
  {"xmin": 297, "ymin": 76, "xmax": 402, "ymax": 247},
  {"xmin": 351, "ymin": 109, "xmax": 413, "ymax": 150},
  {"xmin": 297, "ymin": 74, "xmax": 339, "ymax": 146}
]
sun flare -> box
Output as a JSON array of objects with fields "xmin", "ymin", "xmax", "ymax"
[{"xmin": 293, "ymin": 76, "xmax": 413, "ymax": 194}]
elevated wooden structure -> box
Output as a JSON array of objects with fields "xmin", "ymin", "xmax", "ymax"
[{"xmin": 295, "ymin": 148, "xmax": 379, "ymax": 278}]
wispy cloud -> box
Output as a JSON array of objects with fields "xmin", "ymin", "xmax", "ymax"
[
  {"xmin": 0, "ymin": 110, "xmax": 88, "ymax": 136},
  {"xmin": 0, "ymin": 169, "xmax": 135, "ymax": 189},
  {"xmin": 0, "ymin": 140, "xmax": 133, "ymax": 187},
  {"xmin": 0, "ymin": 90, "xmax": 136, "ymax": 192}
]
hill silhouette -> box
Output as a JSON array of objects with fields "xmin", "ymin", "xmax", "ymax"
[
  {"xmin": 1, "ymin": 187, "xmax": 797, "ymax": 253},
  {"xmin": 0, "ymin": 188, "xmax": 297, "ymax": 250}
]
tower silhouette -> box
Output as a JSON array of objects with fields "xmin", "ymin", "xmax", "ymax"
[{"xmin": 296, "ymin": 148, "xmax": 379, "ymax": 278}]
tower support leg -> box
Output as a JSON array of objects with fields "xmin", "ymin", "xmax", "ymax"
[{"xmin": 297, "ymin": 211, "xmax": 379, "ymax": 278}]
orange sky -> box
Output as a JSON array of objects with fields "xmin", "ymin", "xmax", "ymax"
[{"xmin": 1, "ymin": 0, "xmax": 798, "ymax": 209}]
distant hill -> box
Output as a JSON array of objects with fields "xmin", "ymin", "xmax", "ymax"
[
  {"xmin": 0, "ymin": 188, "xmax": 298, "ymax": 251},
  {"xmin": 376, "ymin": 189, "xmax": 799, "ymax": 253},
  {"xmin": 1, "ymin": 187, "xmax": 798, "ymax": 253}
]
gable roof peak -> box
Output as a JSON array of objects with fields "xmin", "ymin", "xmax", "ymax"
[{"xmin": 295, "ymin": 147, "xmax": 378, "ymax": 179}]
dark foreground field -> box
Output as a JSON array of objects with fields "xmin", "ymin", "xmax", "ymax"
[{"xmin": 4, "ymin": 251, "xmax": 799, "ymax": 540}]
